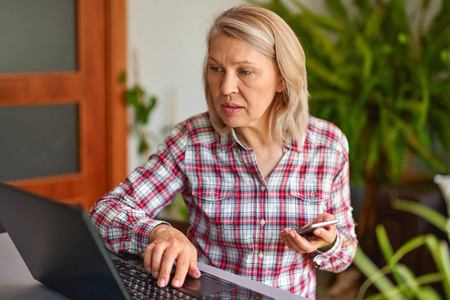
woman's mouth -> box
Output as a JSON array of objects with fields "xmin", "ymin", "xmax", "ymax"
[{"xmin": 222, "ymin": 103, "xmax": 244, "ymax": 115}]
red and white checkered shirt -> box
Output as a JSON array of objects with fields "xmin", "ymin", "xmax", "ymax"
[{"xmin": 90, "ymin": 112, "xmax": 357, "ymax": 299}]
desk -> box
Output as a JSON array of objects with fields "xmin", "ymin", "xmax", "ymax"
[
  {"xmin": 1, "ymin": 232, "xmax": 303, "ymax": 300},
  {"xmin": 0, "ymin": 233, "xmax": 68, "ymax": 300}
]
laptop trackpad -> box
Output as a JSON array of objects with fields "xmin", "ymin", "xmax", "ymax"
[{"xmin": 183, "ymin": 272, "xmax": 235, "ymax": 295}]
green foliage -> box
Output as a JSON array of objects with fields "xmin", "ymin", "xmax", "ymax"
[
  {"xmin": 353, "ymin": 201, "xmax": 450, "ymax": 299},
  {"xmin": 125, "ymin": 86, "xmax": 157, "ymax": 124},
  {"xmin": 155, "ymin": 194, "xmax": 189, "ymax": 222},
  {"xmin": 393, "ymin": 199, "xmax": 449, "ymax": 233},
  {"xmin": 120, "ymin": 71, "xmax": 158, "ymax": 157},
  {"xmin": 249, "ymin": 0, "xmax": 450, "ymax": 186}
]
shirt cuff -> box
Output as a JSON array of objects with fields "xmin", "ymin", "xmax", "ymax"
[
  {"xmin": 313, "ymin": 231, "xmax": 342, "ymax": 267},
  {"xmin": 130, "ymin": 219, "xmax": 172, "ymax": 257}
]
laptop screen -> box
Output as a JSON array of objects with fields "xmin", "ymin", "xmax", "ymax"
[{"xmin": 0, "ymin": 183, "xmax": 129, "ymax": 300}]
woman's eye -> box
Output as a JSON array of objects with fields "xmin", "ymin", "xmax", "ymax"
[
  {"xmin": 240, "ymin": 69, "xmax": 252, "ymax": 75},
  {"xmin": 210, "ymin": 67, "xmax": 222, "ymax": 73}
]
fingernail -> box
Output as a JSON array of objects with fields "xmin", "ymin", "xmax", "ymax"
[
  {"xmin": 158, "ymin": 279, "xmax": 166, "ymax": 287},
  {"xmin": 315, "ymin": 229, "xmax": 322, "ymax": 234},
  {"xmin": 153, "ymin": 271, "xmax": 159, "ymax": 278},
  {"xmin": 173, "ymin": 279, "xmax": 180, "ymax": 287}
]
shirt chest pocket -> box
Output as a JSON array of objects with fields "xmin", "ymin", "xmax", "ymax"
[
  {"xmin": 287, "ymin": 177, "xmax": 330, "ymax": 222},
  {"xmin": 190, "ymin": 186, "xmax": 254, "ymax": 249},
  {"xmin": 190, "ymin": 185, "xmax": 236, "ymax": 224}
]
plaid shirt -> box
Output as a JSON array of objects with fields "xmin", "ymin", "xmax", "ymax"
[{"xmin": 90, "ymin": 112, "xmax": 357, "ymax": 299}]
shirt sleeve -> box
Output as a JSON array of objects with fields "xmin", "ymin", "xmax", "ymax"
[
  {"xmin": 313, "ymin": 140, "xmax": 358, "ymax": 272},
  {"xmin": 89, "ymin": 125, "xmax": 188, "ymax": 257}
]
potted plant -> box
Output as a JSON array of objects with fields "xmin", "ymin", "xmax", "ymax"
[
  {"xmin": 249, "ymin": 0, "xmax": 450, "ymax": 239},
  {"xmin": 354, "ymin": 199, "xmax": 450, "ymax": 299},
  {"xmin": 120, "ymin": 50, "xmax": 158, "ymax": 159}
]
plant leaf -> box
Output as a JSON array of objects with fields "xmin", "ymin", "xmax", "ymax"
[
  {"xmin": 353, "ymin": 247, "xmax": 401, "ymax": 300},
  {"xmin": 392, "ymin": 199, "xmax": 448, "ymax": 233}
]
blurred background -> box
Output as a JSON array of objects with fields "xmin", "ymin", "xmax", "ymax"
[{"xmin": 0, "ymin": 0, "xmax": 449, "ymax": 299}]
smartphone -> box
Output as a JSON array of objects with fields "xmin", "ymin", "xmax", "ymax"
[{"xmin": 297, "ymin": 219, "xmax": 339, "ymax": 236}]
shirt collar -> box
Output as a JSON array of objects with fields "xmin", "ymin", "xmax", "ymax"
[
  {"xmin": 218, "ymin": 128, "xmax": 306, "ymax": 152},
  {"xmin": 217, "ymin": 128, "xmax": 245, "ymax": 150},
  {"xmin": 285, "ymin": 135, "xmax": 306, "ymax": 152}
]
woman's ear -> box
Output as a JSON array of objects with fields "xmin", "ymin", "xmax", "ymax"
[{"xmin": 276, "ymin": 77, "xmax": 285, "ymax": 93}]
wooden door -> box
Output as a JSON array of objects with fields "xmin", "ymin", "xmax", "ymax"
[{"xmin": 0, "ymin": 0, "xmax": 127, "ymax": 210}]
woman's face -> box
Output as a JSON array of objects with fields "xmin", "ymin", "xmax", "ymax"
[{"xmin": 207, "ymin": 34, "xmax": 284, "ymax": 133}]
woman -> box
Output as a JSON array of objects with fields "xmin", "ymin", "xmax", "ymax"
[{"xmin": 90, "ymin": 4, "xmax": 357, "ymax": 298}]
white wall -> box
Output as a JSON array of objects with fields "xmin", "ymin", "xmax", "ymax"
[
  {"xmin": 125, "ymin": 0, "xmax": 329, "ymax": 171},
  {"xmin": 126, "ymin": 0, "xmax": 439, "ymax": 172},
  {"xmin": 127, "ymin": 0, "xmax": 245, "ymax": 171}
]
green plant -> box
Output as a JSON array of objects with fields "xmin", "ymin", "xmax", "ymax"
[
  {"xmin": 120, "ymin": 72, "xmax": 158, "ymax": 158},
  {"xmin": 393, "ymin": 198, "xmax": 450, "ymax": 234},
  {"xmin": 250, "ymin": 0, "xmax": 450, "ymax": 244},
  {"xmin": 249, "ymin": 0, "xmax": 450, "ymax": 186},
  {"xmin": 353, "ymin": 200, "xmax": 450, "ymax": 299},
  {"xmin": 120, "ymin": 51, "xmax": 190, "ymax": 220},
  {"xmin": 120, "ymin": 75, "xmax": 189, "ymax": 222}
]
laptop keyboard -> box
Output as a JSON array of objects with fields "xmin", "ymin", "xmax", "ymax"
[{"xmin": 113, "ymin": 258, "xmax": 204, "ymax": 299}]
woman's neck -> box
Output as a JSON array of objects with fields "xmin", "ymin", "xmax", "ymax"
[
  {"xmin": 235, "ymin": 127, "xmax": 284, "ymax": 180},
  {"xmin": 235, "ymin": 126, "xmax": 276, "ymax": 150}
]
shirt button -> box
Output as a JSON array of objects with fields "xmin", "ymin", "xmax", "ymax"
[
  {"xmin": 138, "ymin": 247, "xmax": 143, "ymax": 253},
  {"xmin": 260, "ymin": 219, "xmax": 266, "ymax": 226},
  {"xmin": 258, "ymin": 252, "xmax": 264, "ymax": 259},
  {"xmin": 260, "ymin": 185, "xmax": 267, "ymax": 192}
]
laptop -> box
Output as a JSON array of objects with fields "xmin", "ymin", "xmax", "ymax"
[{"xmin": 0, "ymin": 182, "xmax": 303, "ymax": 300}]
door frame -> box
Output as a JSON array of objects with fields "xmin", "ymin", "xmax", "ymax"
[
  {"xmin": 106, "ymin": 0, "xmax": 128, "ymax": 190},
  {"xmin": 0, "ymin": 0, "xmax": 128, "ymax": 208}
]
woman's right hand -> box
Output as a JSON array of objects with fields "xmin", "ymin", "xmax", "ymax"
[{"xmin": 143, "ymin": 224, "xmax": 201, "ymax": 288}]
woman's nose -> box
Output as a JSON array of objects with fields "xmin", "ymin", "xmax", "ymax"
[{"xmin": 220, "ymin": 73, "xmax": 239, "ymax": 95}]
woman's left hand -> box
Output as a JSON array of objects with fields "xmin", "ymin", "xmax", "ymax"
[{"xmin": 281, "ymin": 213, "xmax": 338, "ymax": 254}]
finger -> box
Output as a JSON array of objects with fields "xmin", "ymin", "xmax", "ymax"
[
  {"xmin": 157, "ymin": 249, "xmax": 177, "ymax": 287},
  {"xmin": 314, "ymin": 214, "xmax": 327, "ymax": 222},
  {"xmin": 281, "ymin": 229, "xmax": 307, "ymax": 253},
  {"xmin": 150, "ymin": 242, "xmax": 166, "ymax": 279},
  {"xmin": 313, "ymin": 227, "xmax": 336, "ymax": 244},
  {"xmin": 280, "ymin": 229, "xmax": 295, "ymax": 247},
  {"xmin": 281, "ymin": 228, "xmax": 297, "ymax": 239},
  {"xmin": 294, "ymin": 237, "xmax": 316, "ymax": 253},
  {"xmin": 188, "ymin": 259, "xmax": 201, "ymax": 279},
  {"xmin": 315, "ymin": 213, "xmax": 335, "ymax": 223},
  {"xmin": 143, "ymin": 243, "xmax": 154, "ymax": 273},
  {"xmin": 173, "ymin": 247, "xmax": 200, "ymax": 287},
  {"xmin": 171, "ymin": 254, "xmax": 191, "ymax": 288},
  {"xmin": 281, "ymin": 233, "xmax": 295, "ymax": 249},
  {"xmin": 285, "ymin": 229, "xmax": 318, "ymax": 253}
]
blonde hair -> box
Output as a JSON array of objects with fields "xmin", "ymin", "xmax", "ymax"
[{"xmin": 203, "ymin": 4, "xmax": 309, "ymax": 144}]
